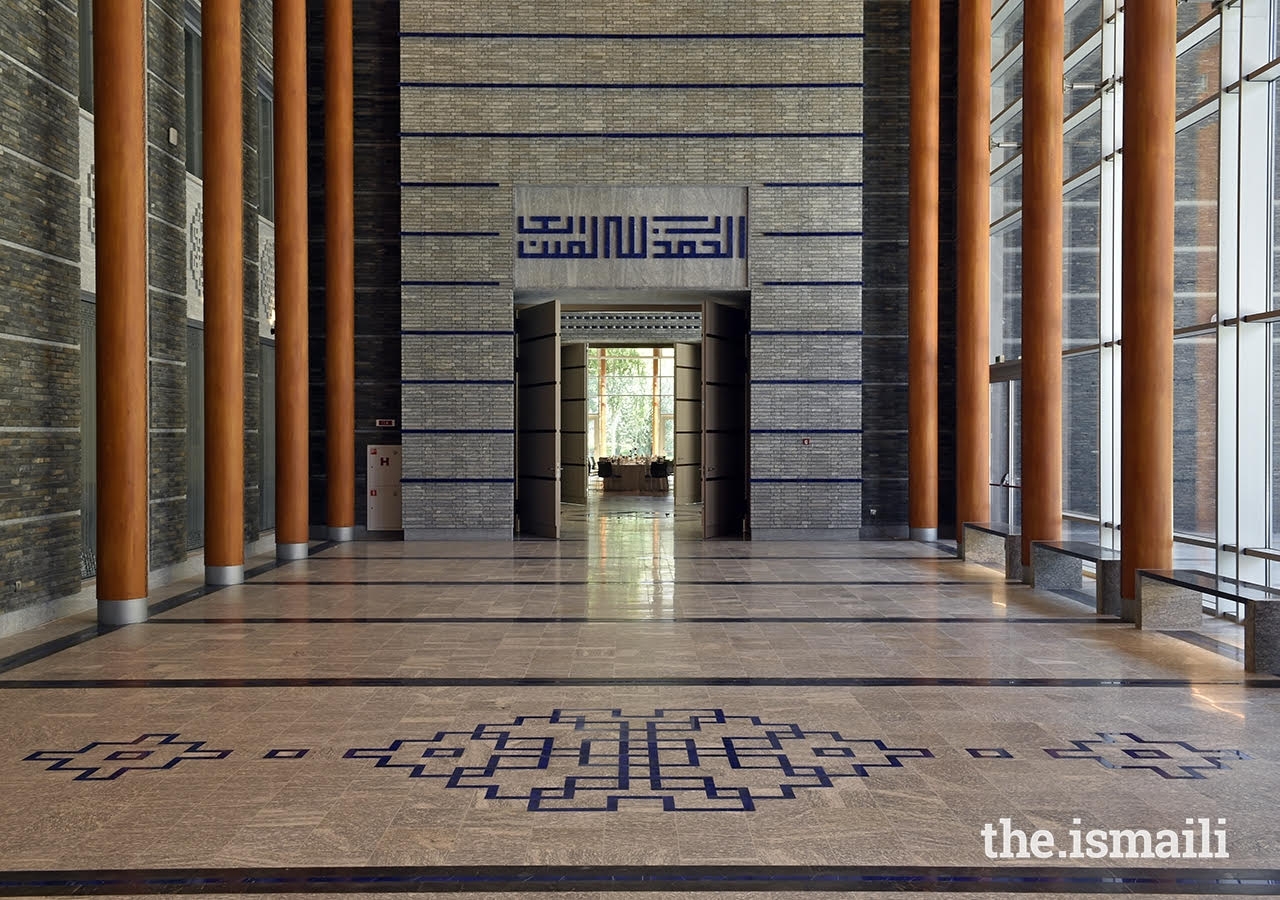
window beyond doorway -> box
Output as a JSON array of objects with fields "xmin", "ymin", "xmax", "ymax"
[{"xmin": 587, "ymin": 347, "xmax": 674, "ymax": 461}]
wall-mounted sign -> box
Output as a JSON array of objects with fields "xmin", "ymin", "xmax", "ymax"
[{"xmin": 513, "ymin": 186, "xmax": 748, "ymax": 289}]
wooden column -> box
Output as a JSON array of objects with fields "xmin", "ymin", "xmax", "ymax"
[
  {"xmin": 274, "ymin": 0, "xmax": 309, "ymax": 560},
  {"xmin": 651, "ymin": 354, "xmax": 661, "ymax": 456},
  {"xmin": 597, "ymin": 352, "xmax": 607, "ymax": 457},
  {"xmin": 203, "ymin": 0, "xmax": 245, "ymax": 585},
  {"xmin": 1121, "ymin": 3, "xmax": 1176, "ymax": 598},
  {"xmin": 956, "ymin": 0, "xmax": 991, "ymax": 546},
  {"xmin": 909, "ymin": 0, "xmax": 940, "ymax": 543},
  {"xmin": 1020, "ymin": 2, "xmax": 1064, "ymax": 566},
  {"xmin": 94, "ymin": 0, "xmax": 149, "ymax": 625},
  {"xmin": 325, "ymin": 0, "xmax": 356, "ymax": 541}
]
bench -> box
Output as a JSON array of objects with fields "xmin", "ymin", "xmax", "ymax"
[
  {"xmin": 1135, "ymin": 569, "xmax": 1280, "ymax": 673},
  {"xmin": 962, "ymin": 522, "xmax": 1022, "ymax": 581},
  {"xmin": 1030, "ymin": 541, "xmax": 1121, "ymax": 617}
]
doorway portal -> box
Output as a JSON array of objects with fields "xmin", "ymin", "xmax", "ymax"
[{"xmin": 514, "ymin": 296, "xmax": 749, "ymax": 541}]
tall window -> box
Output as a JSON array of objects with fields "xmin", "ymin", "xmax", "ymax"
[
  {"xmin": 184, "ymin": 24, "xmax": 203, "ymax": 178},
  {"xmin": 1270, "ymin": 324, "xmax": 1280, "ymax": 573},
  {"xmin": 258, "ymin": 86, "xmax": 274, "ymax": 221},
  {"xmin": 587, "ymin": 348, "xmax": 674, "ymax": 460},
  {"xmin": 78, "ymin": 0, "xmax": 93, "ymax": 112},
  {"xmin": 990, "ymin": 1, "xmax": 1024, "ymax": 364}
]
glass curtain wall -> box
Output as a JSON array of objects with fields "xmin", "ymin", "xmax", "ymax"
[
  {"xmin": 1063, "ymin": 0, "xmax": 1103, "ymax": 542},
  {"xmin": 1258, "ymin": 1, "xmax": 1280, "ymax": 586},
  {"xmin": 985, "ymin": 0, "xmax": 1280, "ymax": 589},
  {"xmin": 989, "ymin": 0, "xmax": 1024, "ymax": 527}
]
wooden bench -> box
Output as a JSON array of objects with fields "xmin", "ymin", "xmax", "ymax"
[
  {"xmin": 1030, "ymin": 540, "xmax": 1121, "ymax": 616},
  {"xmin": 962, "ymin": 522, "xmax": 1022, "ymax": 580},
  {"xmin": 1135, "ymin": 569, "xmax": 1280, "ymax": 673}
]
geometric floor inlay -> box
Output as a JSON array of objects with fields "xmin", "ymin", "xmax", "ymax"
[
  {"xmin": 344, "ymin": 708, "xmax": 935, "ymax": 811},
  {"xmin": 22, "ymin": 732, "xmax": 232, "ymax": 781},
  {"xmin": 21, "ymin": 720, "xmax": 1253, "ymax": 802},
  {"xmin": 1044, "ymin": 732, "xmax": 1254, "ymax": 780}
]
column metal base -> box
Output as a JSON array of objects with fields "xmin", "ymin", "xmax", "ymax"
[
  {"xmin": 909, "ymin": 527, "xmax": 939, "ymax": 543},
  {"xmin": 98, "ymin": 597, "xmax": 149, "ymax": 626},
  {"xmin": 328, "ymin": 526, "xmax": 355, "ymax": 542},
  {"xmin": 276, "ymin": 542, "xmax": 309, "ymax": 561},
  {"xmin": 206, "ymin": 565, "xmax": 245, "ymax": 586}
]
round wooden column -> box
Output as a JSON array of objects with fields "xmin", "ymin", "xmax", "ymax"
[
  {"xmin": 956, "ymin": 0, "xmax": 992, "ymax": 546},
  {"xmin": 1121, "ymin": 4, "xmax": 1176, "ymax": 598},
  {"xmin": 274, "ymin": 0, "xmax": 309, "ymax": 561},
  {"xmin": 909, "ymin": 0, "xmax": 941, "ymax": 543},
  {"xmin": 94, "ymin": 0, "xmax": 149, "ymax": 625},
  {"xmin": 325, "ymin": 0, "xmax": 356, "ymax": 542},
  {"xmin": 1020, "ymin": 3, "xmax": 1064, "ymax": 567},
  {"xmin": 203, "ymin": 1, "xmax": 245, "ymax": 585}
]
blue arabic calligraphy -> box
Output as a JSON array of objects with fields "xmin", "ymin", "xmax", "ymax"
[{"xmin": 517, "ymin": 214, "xmax": 747, "ymax": 260}]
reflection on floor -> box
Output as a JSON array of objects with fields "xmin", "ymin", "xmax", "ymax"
[
  {"xmin": 0, "ymin": 499, "xmax": 1278, "ymax": 897},
  {"xmin": 560, "ymin": 489, "xmax": 703, "ymax": 544}
]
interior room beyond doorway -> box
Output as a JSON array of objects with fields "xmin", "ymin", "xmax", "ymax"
[{"xmin": 587, "ymin": 346, "xmax": 676, "ymax": 497}]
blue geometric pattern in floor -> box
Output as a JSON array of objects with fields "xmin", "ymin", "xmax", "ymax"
[
  {"xmin": 23, "ymin": 733, "xmax": 231, "ymax": 781},
  {"xmin": 344, "ymin": 708, "xmax": 935, "ymax": 811},
  {"xmin": 1044, "ymin": 732, "xmax": 1253, "ymax": 779}
]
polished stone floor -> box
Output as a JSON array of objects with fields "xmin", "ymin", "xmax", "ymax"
[{"xmin": 0, "ymin": 494, "xmax": 1278, "ymax": 897}]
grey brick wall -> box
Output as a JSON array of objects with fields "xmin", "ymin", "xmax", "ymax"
[
  {"xmin": 146, "ymin": 0, "xmax": 190, "ymax": 568},
  {"xmin": 860, "ymin": 0, "xmax": 910, "ymax": 538},
  {"xmin": 399, "ymin": 1, "xmax": 871, "ymax": 537},
  {"xmin": 241, "ymin": 0, "xmax": 271, "ymax": 542},
  {"xmin": 0, "ymin": 1, "xmax": 82, "ymax": 615}
]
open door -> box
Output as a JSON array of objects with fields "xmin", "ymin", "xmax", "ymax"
[
  {"xmin": 516, "ymin": 300, "xmax": 561, "ymax": 538},
  {"xmin": 675, "ymin": 342, "xmax": 702, "ymax": 503},
  {"xmin": 560, "ymin": 342, "xmax": 588, "ymax": 504},
  {"xmin": 702, "ymin": 301, "xmax": 748, "ymax": 538}
]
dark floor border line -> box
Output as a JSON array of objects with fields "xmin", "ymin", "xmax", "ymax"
[
  {"xmin": 0, "ymin": 625, "xmax": 104, "ymax": 678},
  {"xmin": 403, "ymin": 131, "xmax": 864, "ymax": 139},
  {"xmin": 149, "ymin": 615, "xmax": 1121, "ymax": 626},
  {"xmin": 240, "ymin": 579, "xmax": 988, "ymax": 587},
  {"xmin": 0, "ymin": 864, "xmax": 1277, "ymax": 895},
  {"xmin": 402, "ymin": 31, "xmax": 867, "ymax": 39},
  {"xmin": 3, "ymin": 675, "xmax": 1275, "ymax": 690},
  {"xmin": 0, "ymin": 544, "xmax": 338, "ymax": 677},
  {"xmin": 302, "ymin": 554, "xmax": 961, "ymax": 561}
]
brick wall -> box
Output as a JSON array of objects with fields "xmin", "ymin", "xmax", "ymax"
[
  {"xmin": 398, "ymin": 0, "xmax": 875, "ymax": 537},
  {"xmin": 146, "ymin": 0, "xmax": 191, "ymax": 569},
  {"xmin": 0, "ymin": 2, "xmax": 82, "ymax": 615},
  {"xmin": 241, "ymin": 0, "xmax": 271, "ymax": 543}
]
